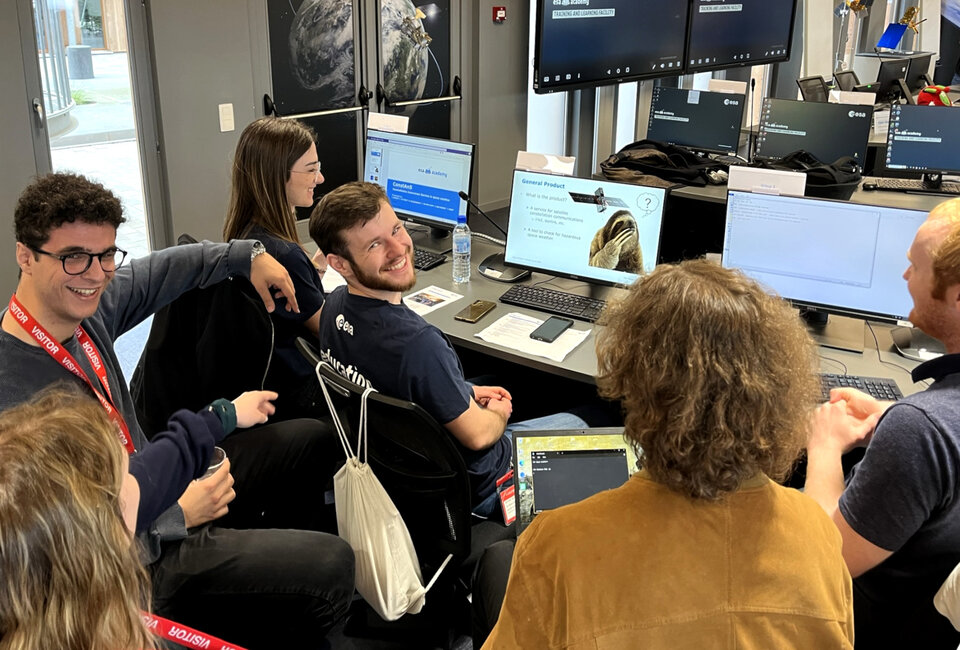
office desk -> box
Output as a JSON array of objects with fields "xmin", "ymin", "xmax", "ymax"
[
  {"xmin": 662, "ymin": 180, "xmax": 946, "ymax": 263},
  {"xmin": 406, "ymin": 239, "xmax": 924, "ymax": 397},
  {"xmin": 670, "ymin": 178, "xmax": 949, "ymax": 210}
]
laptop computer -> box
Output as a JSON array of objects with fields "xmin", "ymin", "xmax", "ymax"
[{"xmin": 512, "ymin": 427, "xmax": 640, "ymax": 534}]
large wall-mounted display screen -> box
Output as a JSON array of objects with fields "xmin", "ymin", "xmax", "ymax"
[
  {"xmin": 686, "ymin": 0, "xmax": 797, "ymax": 73},
  {"xmin": 533, "ymin": 0, "xmax": 689, "ymax": 94}
]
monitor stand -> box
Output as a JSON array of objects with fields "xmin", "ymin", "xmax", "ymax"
[
  {"xmin": 920, "ymin": 173, "xmax": 946, "ymax": 191},
  {"xmin": 409, "ymin": 226, "xmax": 452, "ymax": 254},
  {"xmin": 800, "ymin": 308, "xmax": 865, "ymax": 353},
  {"xmin": 891, "ymin": 326, "xmax": 946, "ymax": 362}
]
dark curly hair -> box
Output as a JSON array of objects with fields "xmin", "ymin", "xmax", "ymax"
[
  {"xmin": 14, "ymin": 173, "xmax": 125, "ymax": 250},
  {"xmin": 596, "ymin": 259, "xmax": 819, "ymax": 500}
]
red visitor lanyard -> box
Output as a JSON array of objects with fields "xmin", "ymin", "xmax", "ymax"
[
  {"xmin": 7, "ymin": 294, "xmax": 135, "ymax": 454},
  {"xmin": 142, "ymin": 612, "xmax": 247, "ymax": 650}
]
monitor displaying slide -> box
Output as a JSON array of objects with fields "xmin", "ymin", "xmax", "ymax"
[
  {"xmin": 686, "ymin": 0, "xmax": 798, "ymax": 72},
  {"xmin": 755, "ymin": 98, "xmax": 873, "ymax": 164},
  {"xmin": 363, "ymin": 129, "xmax": 475, "ymax": 231},
  {"xmin": 885, "ymin": 104, "xmax": 960, "ymax": 176},
  {"xmin": 533, "ymin": 0, "xmax": 688, "ymax": 93},
  {"xmin": 722, "ymin": 190, "xmax": 928, "ymax": 323},
  {"xmin": 646, "ymin": 86, "xmax": 745, "ymax": 154},
  {"xmin": 505, "ymin": 171, "xmax": 666, "ymax": 287}
]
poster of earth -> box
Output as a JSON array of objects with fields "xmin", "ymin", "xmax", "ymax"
[{"xmin": 268, "ymin": 0, "xmax": 451, "ymax": 145}]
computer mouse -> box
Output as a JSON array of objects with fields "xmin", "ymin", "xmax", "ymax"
[{"xmin": 862, "ymin": 182, "xmax": 877, "ymax": 191}]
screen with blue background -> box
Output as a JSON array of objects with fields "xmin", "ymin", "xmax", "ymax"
[{"xmin": 363, "ymin": 130, "xmax": 474, "ymax": 230}]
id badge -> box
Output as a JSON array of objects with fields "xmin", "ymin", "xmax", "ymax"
[{"xmin": 496, "ymin": 469, "xmax": 516, "ymax": 525}]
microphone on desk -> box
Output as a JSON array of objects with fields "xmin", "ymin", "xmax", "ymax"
[
  {"xmin": 458, "ymin": 191, "xmax": 507, "ymax": 239},
  {"xmin": 458, "ymin": 191, "xmax": 530, "ymax": 283}
]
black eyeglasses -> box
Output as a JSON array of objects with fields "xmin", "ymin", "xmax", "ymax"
[{"xmin": 31, "ymin": 247, "xmax": 128, "ymax": 275}]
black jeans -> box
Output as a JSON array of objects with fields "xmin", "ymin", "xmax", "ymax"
[
  {"xmin": 471, "ymin": 538, "xmax": 516, "ymax": 647},
  {"xmin": 150, "ymin": 418, "xmax": 354, "ymax": 649}
]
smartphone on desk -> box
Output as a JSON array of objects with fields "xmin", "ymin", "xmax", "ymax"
[
  {"xmin": 529, "ymin": 316, "xmax": 573, "ymax": 343},
  {"xmin": 454, "ymin": 300, "xmax": 497, "ymax": 323}
]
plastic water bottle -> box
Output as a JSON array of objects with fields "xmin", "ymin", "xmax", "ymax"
[{"xmin": 452, "ymin": 215, "xmax": 471, "ymax": 283}]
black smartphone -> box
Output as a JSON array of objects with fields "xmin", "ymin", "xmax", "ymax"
[
  {"xmin": 529, "ymin": 316, "xmax": 574, "ymax": 343},
  {"xmin": 454, "ymin": 299, "xmax": 497, "ymax": 323}
]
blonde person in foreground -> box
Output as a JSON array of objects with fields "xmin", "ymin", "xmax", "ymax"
[
  {"xmin": 483, "ymin": 260, "xmax": 854, "ymax": 649},
  {"xmin": 0, "ymin": 390, "xmax": 155, "ymax": 650}
]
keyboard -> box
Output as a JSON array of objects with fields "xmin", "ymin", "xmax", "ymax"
[
  {"xmin": 819, "ymin": 373, "xmax": 903, "ymax": 402},
  {"xmin": 413, "ymin": 248, "xmax": 447, "ymax": 271},
  {"xmin": 871, "ymin": 178, "xmax": 960, "ymax": 195},
  {"xmin": 499, "ymin": 284, "xmax": 606, "ymax": 323}
]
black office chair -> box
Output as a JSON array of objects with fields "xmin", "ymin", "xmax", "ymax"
[
  {"xmin": 833, "ymin": 69, "xmax": 860, "ymax": 92},
  {"xmin": 131, "ymin": 234, "xmax": 274, "ymax": 437},
  {"xmin": 797, "ymin": 75, "xmax": 830, "ymax": 102},
  {"xmin": 296, "ymin": 337, "xmax": 513, "ymax": 647}
]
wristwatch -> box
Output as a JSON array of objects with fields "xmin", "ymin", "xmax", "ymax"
[{"xmin": 250, "ymin": 240, "xmax": 266, "ymax": 262}]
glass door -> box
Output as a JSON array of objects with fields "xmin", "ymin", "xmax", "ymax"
[{"xmin": 30, "ymin": 0, "xmax": 151, "ymax": 260}]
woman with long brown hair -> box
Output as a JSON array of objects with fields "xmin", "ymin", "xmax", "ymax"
[{"xmin": 224, "ymin": 117, "xmax": 326, "ymax": 418}]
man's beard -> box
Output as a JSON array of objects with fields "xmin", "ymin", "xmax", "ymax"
[{"xmin": 351, "ymin": 250, "xmax": 416, "ymax": 292}]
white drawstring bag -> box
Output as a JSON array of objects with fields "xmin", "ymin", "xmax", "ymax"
[{"xmin": 317, "ymin": 363, "xmax": 452, "ymax": 621}]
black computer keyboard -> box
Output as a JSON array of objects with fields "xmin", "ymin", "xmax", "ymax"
[
  {"xmin": 872, "ymin": 178, "xmax": 960, "ymax": 195},
  {"xmin": 819, "ymin": 373, "xmax": 903, "ymax": 402},
  {"xmin": 499, "ymin": 284, "xmax": 606, "ymax": 323},
  {"xmin": 413, "ymin": 248, "xmax": 447, "ymax": 271}
]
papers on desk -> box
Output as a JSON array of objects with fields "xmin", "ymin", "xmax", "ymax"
[
  {"xmin": 321, "ymin": 266, "xmax": 347, "ymax": 293},
  {"xmin": 475, "ymin": 312, "xmax": 591, "ymax": 362},
  {"xmin": 403, "ymin": 285, "xmax": 464, "ymax": 316}
]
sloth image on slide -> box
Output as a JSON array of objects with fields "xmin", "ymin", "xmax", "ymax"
[{"xmin": 588, "ymin": 209, "xmax": 643, "ymax": 273}]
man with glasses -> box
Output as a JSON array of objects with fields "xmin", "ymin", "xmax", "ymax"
[{"xmin": 0, "ymin": 173, "xmax": 355, "ymax": 646}]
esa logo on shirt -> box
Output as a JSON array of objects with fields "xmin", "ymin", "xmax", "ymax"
[{"xmin": 335, "ymin": 314, "xmax": 354, "ymax": 336}]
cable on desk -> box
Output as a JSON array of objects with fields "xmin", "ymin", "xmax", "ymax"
[
  {"xmin": 866, "ymin": 322, "xmax": 919, "ymax": 378},
  {"xmin": 818, "ymin": 354, "xmax": 848, "ymax": 375},
  {"xmin": 471, "ymin": 231, "xmax": 505, "ymax": 246}
]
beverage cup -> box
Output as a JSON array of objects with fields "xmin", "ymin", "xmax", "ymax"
[{"xmin": 199, "ymin": 446, "xmax": 226, "ymax": 480}]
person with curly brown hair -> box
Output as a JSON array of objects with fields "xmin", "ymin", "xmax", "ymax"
[{"xmin": 483, "ymin": 260, "xmax": 854, "ymax": 649}]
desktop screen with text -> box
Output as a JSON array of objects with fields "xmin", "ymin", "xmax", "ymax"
[{"xmin": 505, "ymin": 170, "xmax": 666, "ymax": 286}]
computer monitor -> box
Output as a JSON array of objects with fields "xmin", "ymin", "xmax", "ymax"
[
  {"xmin": 504, "ymin": 170, "xmax": 667, "ymax": 287},
  {"xmin": 686, "ymin": 0, "xmax": 798, "ymax": 73},
  {"xmin": 646, "ymin": 87, "xmax": 745, "ymax": 154},
  {"xmin": 722, "ymin": 190, "xmax": 928, "ymax": 350},
  {"xmin": 833, "ymin": 69, "xmax": 860, "ymax": 92},
  {"xmin": 874, "ymin": 57, "xmax": 911, "ymax": 102},
  {"xmin": 904, "ymin": 53, "xmax": 932, "ymax": 92},
  {"xmin": 533, "ymin": 0, "xmax": 688, "ymax": 93},
  {"xmin": 363, "ymin": 129, "xmax": 475, "ymax": 253},
  {"xmin": 885, "ymin": 104, "xmax": 960, "ymax": 189},
  {"xmin": 755, "ymin": 98, "xmax": 873, "ymax": 165}
]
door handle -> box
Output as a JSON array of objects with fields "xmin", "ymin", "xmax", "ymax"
[{"xmin": 32, "ymin": 98, "xmax": 45, "ymax": 129}]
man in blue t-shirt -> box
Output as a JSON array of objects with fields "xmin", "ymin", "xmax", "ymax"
[
  {"xmin": 806, "ymin": 197, "xmax": 960, "ymax": 648},
  {"xmin": 309, "ymin": 182, "xmax": 589, "ymax": 516}
]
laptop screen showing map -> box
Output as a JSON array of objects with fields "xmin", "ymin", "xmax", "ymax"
[{"xmin": 512, "ymin": 428, "xmax": 639, "ymax": 534}]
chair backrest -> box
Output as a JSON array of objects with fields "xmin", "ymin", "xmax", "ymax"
[
  {"xmin": 834, "ymin": 69, "xmax": 860, "ymax": 92},
  {"xmin": 130, "ymin": 236, "xmax": 273, "ymax": 438},
  {"xmin": 797, "ymin": 75, "xmax": 829, "ymax": 102},
  {"xmin": 296, "ymin": 338, "xmax": 474, "ymax": 575}
]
